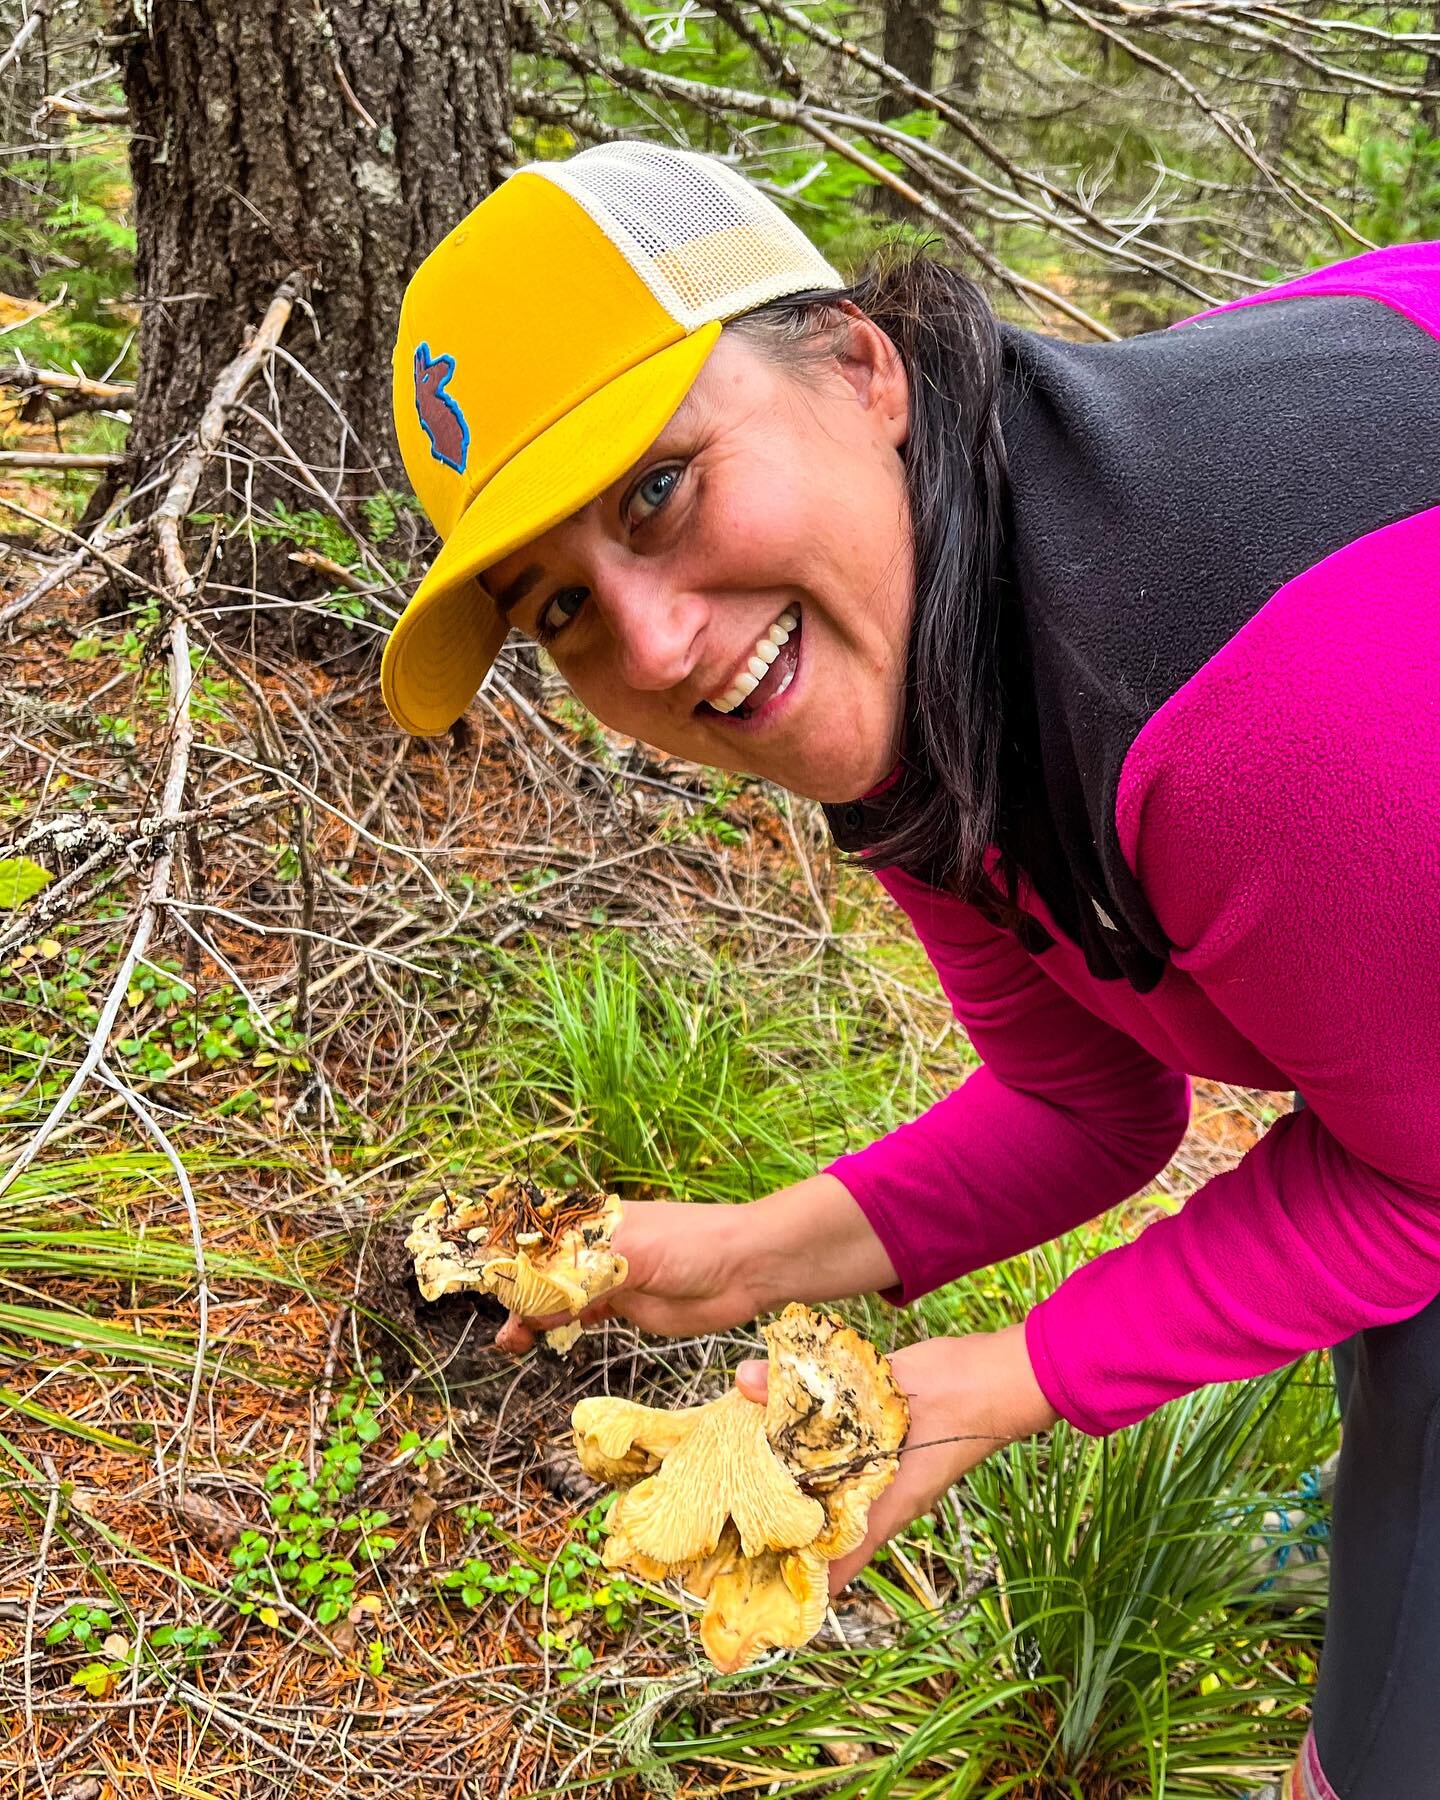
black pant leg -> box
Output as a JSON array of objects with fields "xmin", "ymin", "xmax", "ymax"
[{"xmin": 1309, "ymin": 1290, "xmax": 1440, "ymax": 1796}]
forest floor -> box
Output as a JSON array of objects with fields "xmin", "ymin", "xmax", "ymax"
[{"xmin": 0, "ymin": 561, "xmax": 1322, "ymax": 1800}]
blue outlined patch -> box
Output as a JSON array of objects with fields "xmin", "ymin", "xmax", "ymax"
[{"xmin": 413, "ymin": 343, "xmax": 470, "ymax": 474}]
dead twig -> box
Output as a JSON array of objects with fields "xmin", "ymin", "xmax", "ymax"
[
  {"xmin": 0, "ymin": 451, "xmax": 125, "ymax": 469},
  {"xmin": 0, "ymin": 367, "xmax": 134, "ymax": 403},
  {"xmin": 0, "ymin": 0, "xmax": 47, "ymax": 82}
]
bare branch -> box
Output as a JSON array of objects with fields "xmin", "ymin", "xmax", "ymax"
[
  {"xmin": 0, "ymin": 450, "xmax": 125, "ymax": 469},
  {"xmin": 0, "ymin": 0, "xmax": 48, "ymax": 82},
  {"xmin": 0, "ymin": 366, "xmax": 134, "ymax": 402}
]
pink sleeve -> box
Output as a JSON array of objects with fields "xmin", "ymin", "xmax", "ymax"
[
  {"xmin": 824, "ymin": 865, "xmax": 1191, "ymax": 1303},
  {"xmin": 1028, "ymin": 508, "xmax": 1440, "ymax": 1434}
]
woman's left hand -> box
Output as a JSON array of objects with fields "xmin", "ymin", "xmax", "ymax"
[{"xmin": 735, "ymin": 1323, "xmax": 1059, "ymax": 1596}]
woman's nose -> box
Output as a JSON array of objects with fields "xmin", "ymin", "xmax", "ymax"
[{"xmin": 603, "ymin": 570, "xmax": 704, "ymax": 693}]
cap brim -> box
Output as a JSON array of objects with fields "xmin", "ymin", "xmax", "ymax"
[{"xmin": 381, "ymin": 322, "xmax": 722, "ymax": 736}]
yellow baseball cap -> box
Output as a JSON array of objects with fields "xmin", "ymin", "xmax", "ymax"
[{"xmin": 381, "ymin": 142, "xmax": 843, "ymax": 735}]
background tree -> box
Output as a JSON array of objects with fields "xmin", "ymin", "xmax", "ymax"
[{"xmin": 118, "ymin": 0, "xmax": 511, "ymax": 481}]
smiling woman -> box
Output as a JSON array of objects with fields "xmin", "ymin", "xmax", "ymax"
[{"xmin": 381, "ymin": 140, "xmax": 1440, "ymax": 1800}]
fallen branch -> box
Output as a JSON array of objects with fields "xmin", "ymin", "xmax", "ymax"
[
  {"xmin": 0, "ymin": 451, "xmax": 125, "ymax": 469},
  {"xmin": 0, "ymin": 516, "xmax": 146, "ymax": 629},
  {"xmin": 0, "ymin": 788, "xmax": 287, "ymax": 960},
  {"xmin": 519, "ymin": 9, "xmax": 1117, "ymax": 339},
  {"xmin": 0, "ymin": 365, "xmax": 134, "ymax": 404},
  {"xmin": 0, "ymin": 278, "xmax": 300, "ymax": 1496},
  {"xmin": 36, "ymin": 94, "xmax": 129, "ymax": 124}
]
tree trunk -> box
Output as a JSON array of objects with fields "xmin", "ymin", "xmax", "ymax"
[
  {"xmin": 950, "ymin": 0, "xmax": 986, "ymax": 107},
  {"xmin": 1424, "ymin": 0, "xmax": 1440, "ymax": 137},
  {"xmin": 873, "ymin": 0, "xmax": 937, "ymax": 217},
  {"xmin": 878, "ymin": 0, "xmax": 936, "ymax": 120},
  {"xmin": 119, "ymin": 0, "xmax": 511, "ymax": 484}
]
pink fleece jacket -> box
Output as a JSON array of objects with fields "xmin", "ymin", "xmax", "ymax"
[{"xmin": 825, "ymin": 249, "xmax": 1440, "ymax": 1434}]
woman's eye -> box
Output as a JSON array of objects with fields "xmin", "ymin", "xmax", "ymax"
[
  {"xmin": 537, "ymin": 586, "xmax": 588, "ymax": 639},
  {"xmin": 627, "ymin": 464, "xmax": 682, "ymax": 526}
]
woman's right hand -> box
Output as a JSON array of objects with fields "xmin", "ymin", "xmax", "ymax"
[{"xmin": 493, "ymin": 1174, "xmax": 900, "ymax": 1354}]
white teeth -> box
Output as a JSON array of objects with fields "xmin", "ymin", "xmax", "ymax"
[{"xmin": 707, "ymin": 608, "xmax": 800, "ymax": 713}]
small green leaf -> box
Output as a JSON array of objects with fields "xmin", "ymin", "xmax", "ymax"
[
  {"xmin": 71, "ymin": 1660, "xmax": 117, "ymax": 1698},
  {"xmin": 0, "ymin": 857, "xmax": 53, "ymax": 908}
]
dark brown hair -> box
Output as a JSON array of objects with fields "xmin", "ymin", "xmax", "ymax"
[{"xmin": 729, "ymin": 250, "xmax": 1022, "ymax": 916}]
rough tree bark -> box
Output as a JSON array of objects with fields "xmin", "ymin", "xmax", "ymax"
[
  {"xmin": 1424, "ymin": 0, "xmax": 1440, "ymax": 137},
  {"xmin": 873, "ymin": 0, "xmax": 936, "ymax": 216},
  {"xmin": 878, "ymin": 0, "xmax": 936, "ymax": 120},
  {"xmin": 118, "ymin": 0, "xmax": 511, "ymax": 482}
]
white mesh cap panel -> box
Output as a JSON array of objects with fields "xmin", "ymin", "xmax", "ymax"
[{"xmin": 525, "ymin": 142, "xmax": 843, "ymax": 331}]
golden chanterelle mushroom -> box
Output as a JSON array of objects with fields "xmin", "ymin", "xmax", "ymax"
[
  {"xmin": 404, "ymin": 1177, "xmax": 627, "ymax": 1352},
  {"xmin": 572, "ymin": 1303, "xmax": 910, "ymax": 1672}
]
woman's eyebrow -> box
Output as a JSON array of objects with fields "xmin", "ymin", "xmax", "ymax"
[{"xmin": 494, "ymin": 563, "xmax": 545, "ymax": 616}]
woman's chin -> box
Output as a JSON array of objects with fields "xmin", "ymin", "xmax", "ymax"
[{"xmin": 760, "ymin": 743, "xmax": 896, "ymax": 806}]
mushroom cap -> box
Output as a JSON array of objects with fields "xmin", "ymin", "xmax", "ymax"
[
  {"xmin": 695, "ymin": 1534, "xmax": 831, "ymax": 1675},
  {"xmin": 572, "ymin": 1395, "xmax": 705, "ymax": 1485},
  {"xmin": 763, "ymin": 1304, "xmax": 909, "ymax": 1558},
  {"xmin": 572, "ymin": 1303, "xmax": 910, "ymax": 1672},
  {"xmin": 608, "ymin": 1391, "xmax": 824, "ymax": 1567},
  {"xmin": 763, "ymin": 1304, "xmax": 909, "ymax": 1480},
  {"xmin": 404, "ymin": 1180, "xmax": 627, "ymax": 1349}
]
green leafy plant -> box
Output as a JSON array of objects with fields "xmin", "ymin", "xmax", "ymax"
[
  {"xmin": 70, "ymin": 1656, "xmax": 129, "ymax": 1699},
  {"xmin": 0, "ymin": 131, "xmax": 137, "ymax": 381},
  {"xmin": 0, "ymin": 931, "xmax": 308, "ymax": 1101},
  {"xmin": 229, "ymin": 1358, "xmax": 399, "ymax": 1628},
  {"xmin": 659, "ymin": 774, "xmax": 749, "ymax": 849},
  {"xmin": 439, "ymin": 1498, "xmax": 642, "ymax": 1675},
  {"xmin": 0, "ymin": 858, "xmax": 53, "ymax": 908},
  {"xmin": 1356, "ymin": 125, "xmax": 1440, "ymax": 244},
  {"xmin": 149, "ymin": 1622, "xmax": 223, "ymax": 1663},
  {"xmin": 44, "ymin": 1599, "xmax": 116, "ymax": 1650}
]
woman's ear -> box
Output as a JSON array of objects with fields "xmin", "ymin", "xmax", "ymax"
[{"xmin": 833, "ymin": 300, "xmax": 910, "ymax": 450}]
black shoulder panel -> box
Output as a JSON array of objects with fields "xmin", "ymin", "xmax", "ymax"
[{"xmin": 993, "ymin": 294, "xmax": 1440, "ymax": 989}]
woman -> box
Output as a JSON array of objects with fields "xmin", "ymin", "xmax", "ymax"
[{"xmin": 381, "ymin": 142, "xmax": 1440, "ymax": 1800}]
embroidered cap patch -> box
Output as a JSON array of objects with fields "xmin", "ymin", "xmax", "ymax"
[{"xmin": 414, "ymin": 344, "xmax": 470, "ymax": 474}]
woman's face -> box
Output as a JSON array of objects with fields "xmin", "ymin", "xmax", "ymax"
[{"xmin": 480, "ymin": 311, "xmax": 914, "ymax": 804}]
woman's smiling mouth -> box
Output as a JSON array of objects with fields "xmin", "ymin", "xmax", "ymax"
[{"xmin": 702, "ymin": 607, "xmax": 801, "ymax": 721}]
